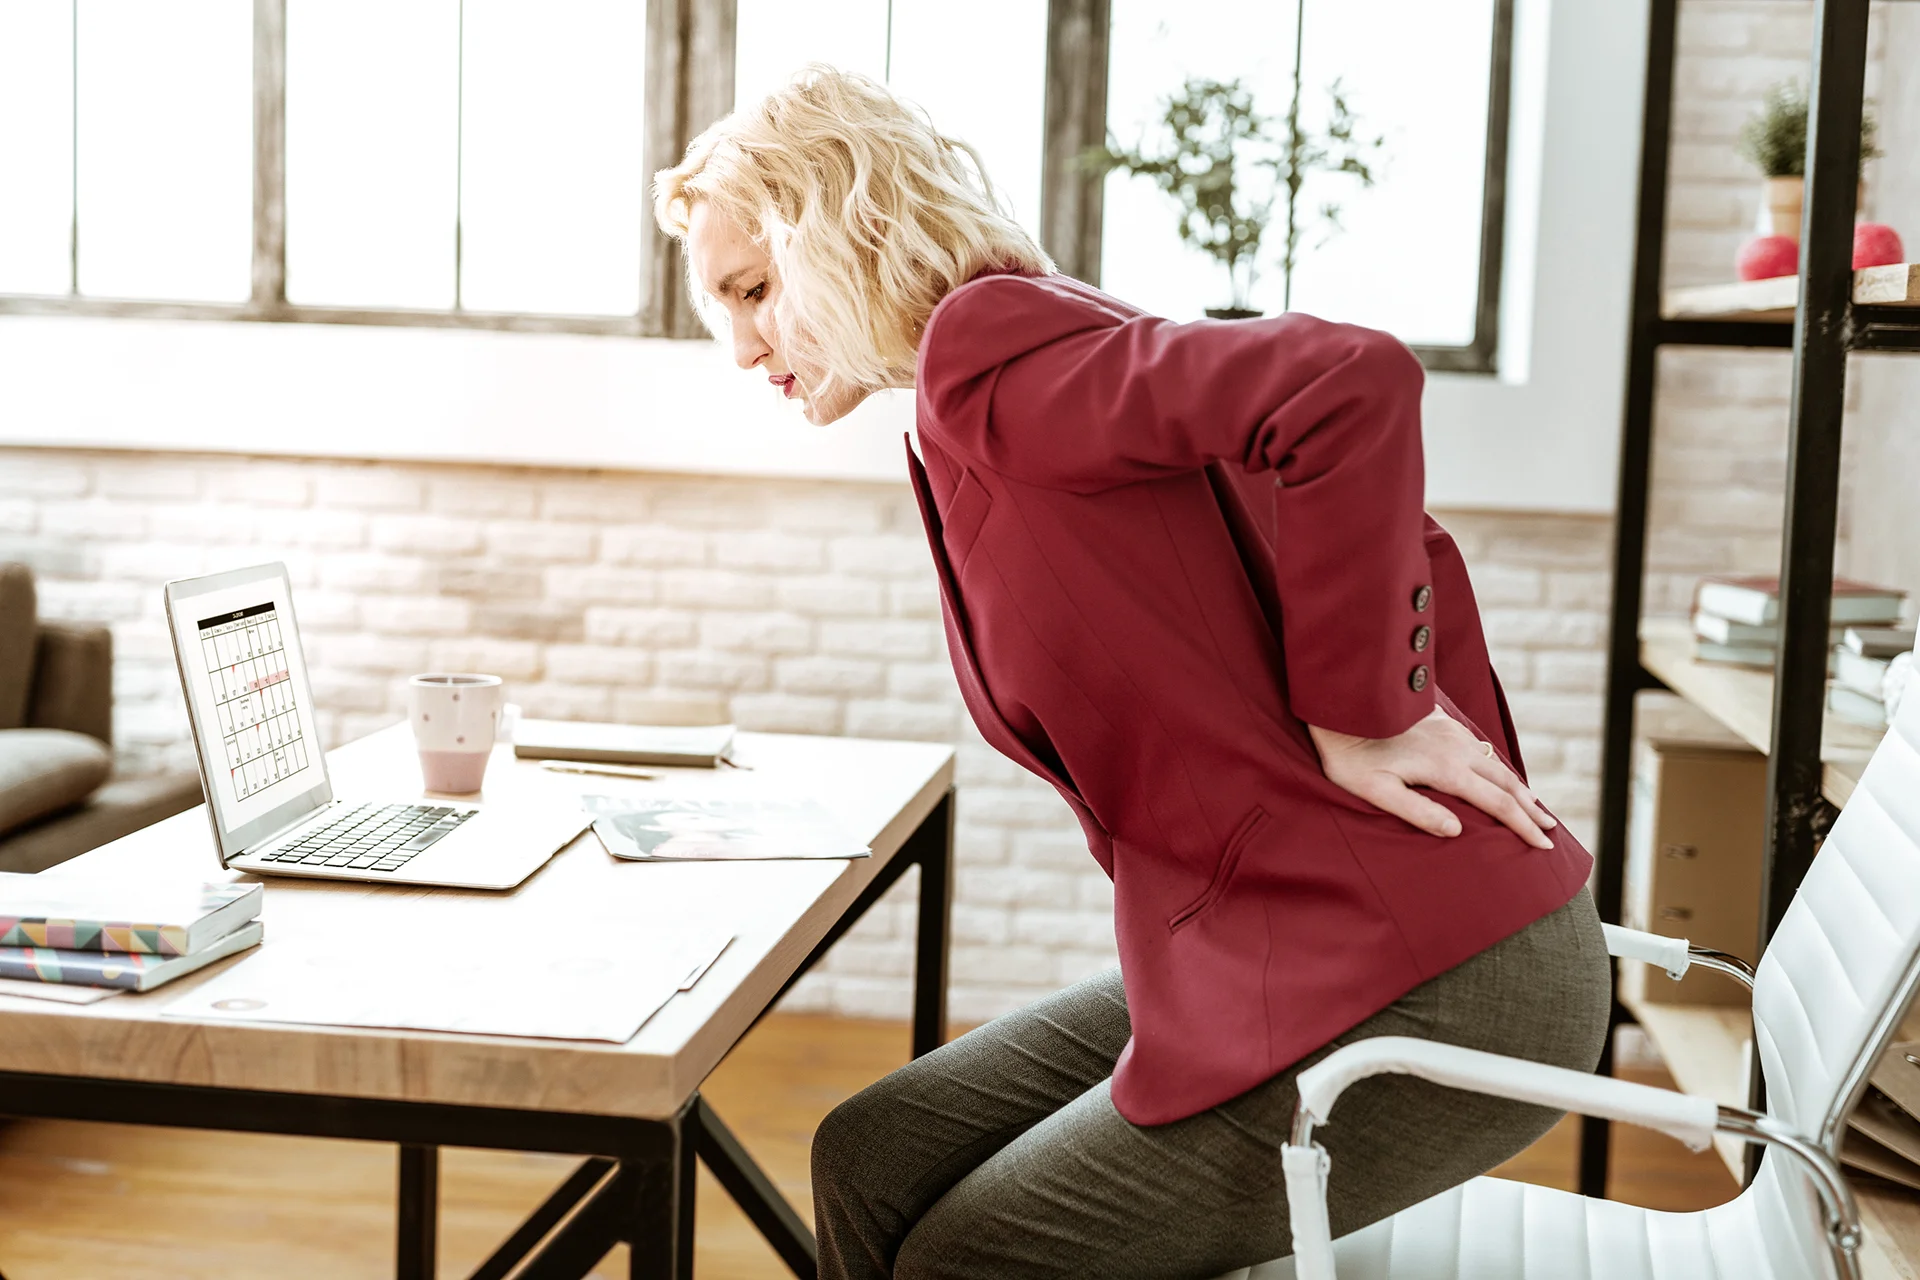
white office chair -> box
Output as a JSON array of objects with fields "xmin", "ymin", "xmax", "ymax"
[{"xmin": 1233, "ymin": 679, "xmax": 1920, "ymax": 1280}]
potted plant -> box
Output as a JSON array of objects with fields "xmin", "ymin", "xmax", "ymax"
[
  {"xmin": 1739, "ymin": 81, "xmax": 1878, "ymax": 237},
  {"xmin": 1086, "ymin": 75, "xmax": 1380, "ymax": 318}
]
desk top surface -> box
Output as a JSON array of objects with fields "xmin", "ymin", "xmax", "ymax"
[{"xmin": 0, "ymin": 724, "xmax": 954, "ymax": 1119}]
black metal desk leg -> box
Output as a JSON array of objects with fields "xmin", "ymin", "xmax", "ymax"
[
  {"xmin": 911, "ymin": 791, "xmax": 955, "ymax": 1059},
  {"xmin": 397, "ymin": 1143, "xmax": 439, "ymax": 1280},
  {"xmin": 627, "ymin": 1120, "xmax": 695, "ymax": 1280},
  {"xmin": 692, "ymin": 1096, "xmax": 817, "ymax": 1278}
]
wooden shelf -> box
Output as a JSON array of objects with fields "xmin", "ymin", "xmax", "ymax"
[
  {"xmin": 1620, "ymin": 987, "xmax": 1752, "ymax": 1177},
  {"xmin": 1639, "ymin": 617, "xmax": 1882, "ymax": 808},
  {"xmin": 1663, "ymin": 262, "xmax": 1920, "ymax": 322},
  {"xmin": 1863, "ymin": 1184, "xmax": 1920, "ymax": 1280}
]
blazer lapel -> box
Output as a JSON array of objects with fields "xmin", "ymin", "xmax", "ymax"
[{"xmin": 903, "ymin": 437, "xmax": 1093, "ymax": 810}]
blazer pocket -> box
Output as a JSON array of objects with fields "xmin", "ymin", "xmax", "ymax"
[
  {"xmin": 1169, "ymin": 806, "xmax": 1271, "ymax": 934},
  {"xmin": 943, "ymin": 467, "xmax": 993, "ymax": 575}
]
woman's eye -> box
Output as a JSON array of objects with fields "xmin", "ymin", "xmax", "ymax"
[{"xmin": 744, "ymin": 281, "xmax": 766, "ymax": 302}]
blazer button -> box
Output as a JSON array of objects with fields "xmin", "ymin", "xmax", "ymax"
[
  {"xmin": 1411, "ymin": 624, "xmax": 1432, "ymax": 652},
  {"xmin": 1412, "ymin": 585, "xmax": 1433, "ymax": 612},
  {"xmin": 1409, "ymin": 664, "xmax": 1430, "ymax": 692}
]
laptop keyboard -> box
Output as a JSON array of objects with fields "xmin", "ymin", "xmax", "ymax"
[{"xmin": 258, "ymin": 802, "xmax": 478, "ymax": 873}]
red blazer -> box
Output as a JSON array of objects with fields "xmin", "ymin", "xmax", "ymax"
[{"xmin": 909, "ymin": 272, "xmax": 1593, "ymax": 1126}]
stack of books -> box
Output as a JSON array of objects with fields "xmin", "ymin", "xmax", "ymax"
[
  {"xmin": 0, "ymin": 876, "xmax": 263, "ymax": 996},
  {"xmin": 1829, "ymin": 626, "xmax": 1919, "ymax": 729},
  {"xmin": 1692, "ymin": 574, "xmax": 1907, "ymax": 670}
]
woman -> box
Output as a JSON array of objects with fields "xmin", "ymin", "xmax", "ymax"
[{"xmin": 654, "ymin": 68, "xmax": 1608, "ymax": 1280}]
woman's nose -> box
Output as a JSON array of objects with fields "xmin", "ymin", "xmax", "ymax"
[{"xmin": 734, "ymin": 329, "xmax": 770, "ymax": 371}]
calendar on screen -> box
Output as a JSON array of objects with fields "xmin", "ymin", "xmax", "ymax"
[{"xmin": 197, "ymin": 603, "xmax": 310, "ymax": 801}]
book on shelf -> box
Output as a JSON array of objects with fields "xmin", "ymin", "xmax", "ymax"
[
  {"xmin": 1829, "ymin": 684, "xmax": 1890, "ymax": 730},
  {"xmin": 1845, "ymin": 625, "xmax": 1919, "ymax": 659},
  {"xmin": 0, "ymin": 876, "xmax": 261, "ymax": 956},
  {"xmin": 1693, "ymin": 575, "xmax": 1907, "ymax": 629},
  {"xmin": 1691, "ymin": 639, "xmax": 1779, "ymax": 669},
  {"xmin": 513, "ymin": 719, "xmax": 736, "ymax": 769},
  {"xmin": 1835, "ymin": 648, "xmax": 1894, "ymax": 700},
  {"xmin": 0, "ymin": 920, "xmax": 263, "ymax": 992},
  {"xmin": 1691, "ymin": 612, "xmax": 1848, "ymax": 647},
  {"xmin": 1691, "ymin": 640, "xmax": 1836, "ymax": 674}
]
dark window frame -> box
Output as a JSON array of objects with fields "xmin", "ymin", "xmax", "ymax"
[
  {"xmin": 3, "ymin": 0, "xmax": 1510, "ymax": 371},
  {"xmin": 1042, "ymin": 0, "xmax": 1515, "ymax": 375},
  {"xmin": 0, "ymin": 0, "xmax": 727, "ymax": 340}
]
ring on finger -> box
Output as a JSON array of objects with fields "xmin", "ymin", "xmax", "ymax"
[{"xmin": 1479, "ymin": 740, "xmax": 1494, "ymax": 759}]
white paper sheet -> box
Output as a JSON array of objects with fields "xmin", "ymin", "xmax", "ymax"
[
  {"xmin": 162, "ymin": 924, "xmax": 733, "ymax": 1043},
  {"xmin": 0, "ymin": 976, "xmax": 122, "ymax": 1004}
]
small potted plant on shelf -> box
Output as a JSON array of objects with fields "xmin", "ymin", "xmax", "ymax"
[
  {"xmin": 1736, "ymin": 80, "xmax": 1900, "ymax": 280},
  {"xmin": 1085, "ymin": 75, "xmax": 1381, "ymax": 318}
]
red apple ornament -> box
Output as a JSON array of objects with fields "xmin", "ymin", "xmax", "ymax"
[
  {"xmin": 1855, "ymin": 223, "xmax": 1905, "ymax": 268},
  {"xmin": 1737, "ymin": 234, "xmax": 1800, "ymax": 281}
]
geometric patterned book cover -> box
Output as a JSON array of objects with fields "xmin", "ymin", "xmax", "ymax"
[
  {"xmin": 0, "ymin": 879, "xmax": 261, "ymax": 956},
  {"xmin": 0, "ymin": 920, "xmax": 264, "ymax": 991}
]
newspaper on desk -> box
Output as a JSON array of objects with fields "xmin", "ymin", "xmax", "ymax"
[
  {"xmin": 162, "ymin": 913, "xmax": 732, "ymax": 1043},
  {"xmin": 583, "ymin": 795, "xmax": 872, "ymax": 862}
]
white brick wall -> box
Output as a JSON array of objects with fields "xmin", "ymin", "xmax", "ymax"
[
  {"xmin": 0, "ymin": 3, "xmax": 1862, "ymax": 1023},
  {"xmin": 0, "ymin": 447, "xmax": 1611, "ymax": 1022}
]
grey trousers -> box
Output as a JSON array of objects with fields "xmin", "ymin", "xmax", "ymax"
[{"xmin": 812, "ymin": 888, "xmax": 1610, "ymax": 1280}]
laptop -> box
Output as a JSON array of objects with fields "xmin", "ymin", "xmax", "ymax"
[{"xmin": 164, "ymin": 562, "xmax": 587, "ymax": 889}]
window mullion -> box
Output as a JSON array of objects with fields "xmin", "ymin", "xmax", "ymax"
[
  {"xmin": 679, "ymin": 0, "xmax": 734, "ymax": 339},
  {"xmin": 251, "ymin": 0, "xmax": 288, "ymax": 313},
  {"xmin": 642, "ymin": 0, "xmax": 686, "ymax": 336},
  {"xmin": 641, "ymin": 0, "xmax": 736, "ymax": 339},
  {"xmin": 1468, "ymin": 0, "xmax": 1515, "ymax": 372},
  {"xmin": 1041, "ymin": 0, "xmax": 1109, "ymax": 285}
]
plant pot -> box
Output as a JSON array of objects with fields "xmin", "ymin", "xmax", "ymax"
[
  {"xmin": 1760, "ymin": 176, "xmax": 1803, "ymax": 238},
  {"xmin": 1756, "ymin": 177, "xmax": 1867, "ymax": 239},
  {"xmin": 1205, "ymin": 307, "xmax": 1262, "ymax": 320}
]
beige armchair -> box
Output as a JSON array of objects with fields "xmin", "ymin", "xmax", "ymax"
[{"xmin": 0, "ymin": 562, "xmax": 201, "ymax": 874}]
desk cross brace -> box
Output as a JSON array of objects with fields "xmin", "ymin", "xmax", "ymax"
[{"xmin": 0, "ymin": 789, "xmax": 955, "ymax": 1280}]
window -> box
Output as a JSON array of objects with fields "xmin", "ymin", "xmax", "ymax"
[
  {"xmin": 0, "ymin": 2, "xmax": 76, "ymax": 295},
  {"xmin": 1, "ymin": 0, "xmax": 253, "ymax": 302},
  {"xmin": 0, "ymin": 0, "xmax": 1504, "ymax": 366},
  {"xmin": 2, "ymin": 0, "xmax": 662, "ymax": 333},
  {"xmin": 1092, "ymin": 0, "xmax": 1512, "ymax": 369},
  {"xmin": 284, "ymin": 1, "xmax": 459, "ymax": 311},
  {"xmin": 286, "ymin": 0, "xmax": 646, "ymax": 317},
  {"xmin": 733, "ymin": 0, "xmax": 1046, "ymax": 240}
]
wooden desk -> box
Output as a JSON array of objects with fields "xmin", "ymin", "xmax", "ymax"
[{"xmin": 0, "ymin": 724, "xmax": 957, "ymax": 1280}]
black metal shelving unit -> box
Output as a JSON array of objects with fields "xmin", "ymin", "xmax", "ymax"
[{"xmin": 1583, "ymin": 0, "xmax": 1920, "ymax": 1198}]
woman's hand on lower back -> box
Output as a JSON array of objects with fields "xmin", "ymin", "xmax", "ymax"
[{"xmin": 1307, "ymin": 707, "xmax": 1558, "ymax": 849}]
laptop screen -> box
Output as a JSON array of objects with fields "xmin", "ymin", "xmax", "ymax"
[{"xmin": 167, "ymin": 564, "xmax": 329, "ymax": 848}]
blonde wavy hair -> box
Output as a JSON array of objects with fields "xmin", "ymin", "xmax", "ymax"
[{"xmin": 653, "ymin": 65, "xmax": 1052, "ymax": 402}]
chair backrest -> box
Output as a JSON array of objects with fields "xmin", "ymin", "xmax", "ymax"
[{"xmin": 1748, "ymin": 657, "xmax": 1920, "ymax": 1276}]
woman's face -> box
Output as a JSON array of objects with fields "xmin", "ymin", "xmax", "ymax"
[{"xmin": 687, "ymin": 202, "xmax": 872, "ymax": 426}]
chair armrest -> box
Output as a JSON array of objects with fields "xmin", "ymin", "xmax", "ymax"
[
  {"xmin": 1603, "ymin": 922, "xmax": 1756, "ymax": 991},
  {"xmin": 28, "ymin": 622, "xmax": 113, "ymax": 746},
  {"xmin": 1294, "ymin": 1035, "xmax": 1718, "ymax": 1150},
  {"xmin": 1281, "ymin": 1036, "xmax": 1861, "ymax": 1280}
]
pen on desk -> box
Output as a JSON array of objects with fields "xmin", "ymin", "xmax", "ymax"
[{"xmin": 539, "ymin": 761, "xmax": 659, "ymax": 780}]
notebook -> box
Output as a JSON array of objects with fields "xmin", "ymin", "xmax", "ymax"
[
  {"xmin": 0, "ymin": 876, "xmax": 262, "ymax": 956},
  {"xmin": 513, "ymin": 720, "xmax": 737, "ymax": 768},
  {"xmin": 0, "ymin": 920, "xmax": 264, "ymax": 991}
]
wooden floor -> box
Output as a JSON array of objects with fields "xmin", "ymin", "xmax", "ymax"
[{"xmin": 0, "ymin": 1015, "xmax": 1734, "ymax": 1279}]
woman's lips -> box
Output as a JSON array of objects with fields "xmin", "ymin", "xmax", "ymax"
[{"xmin": 770, "ymin": 374, "xmax": 796, "ymax": 399}]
